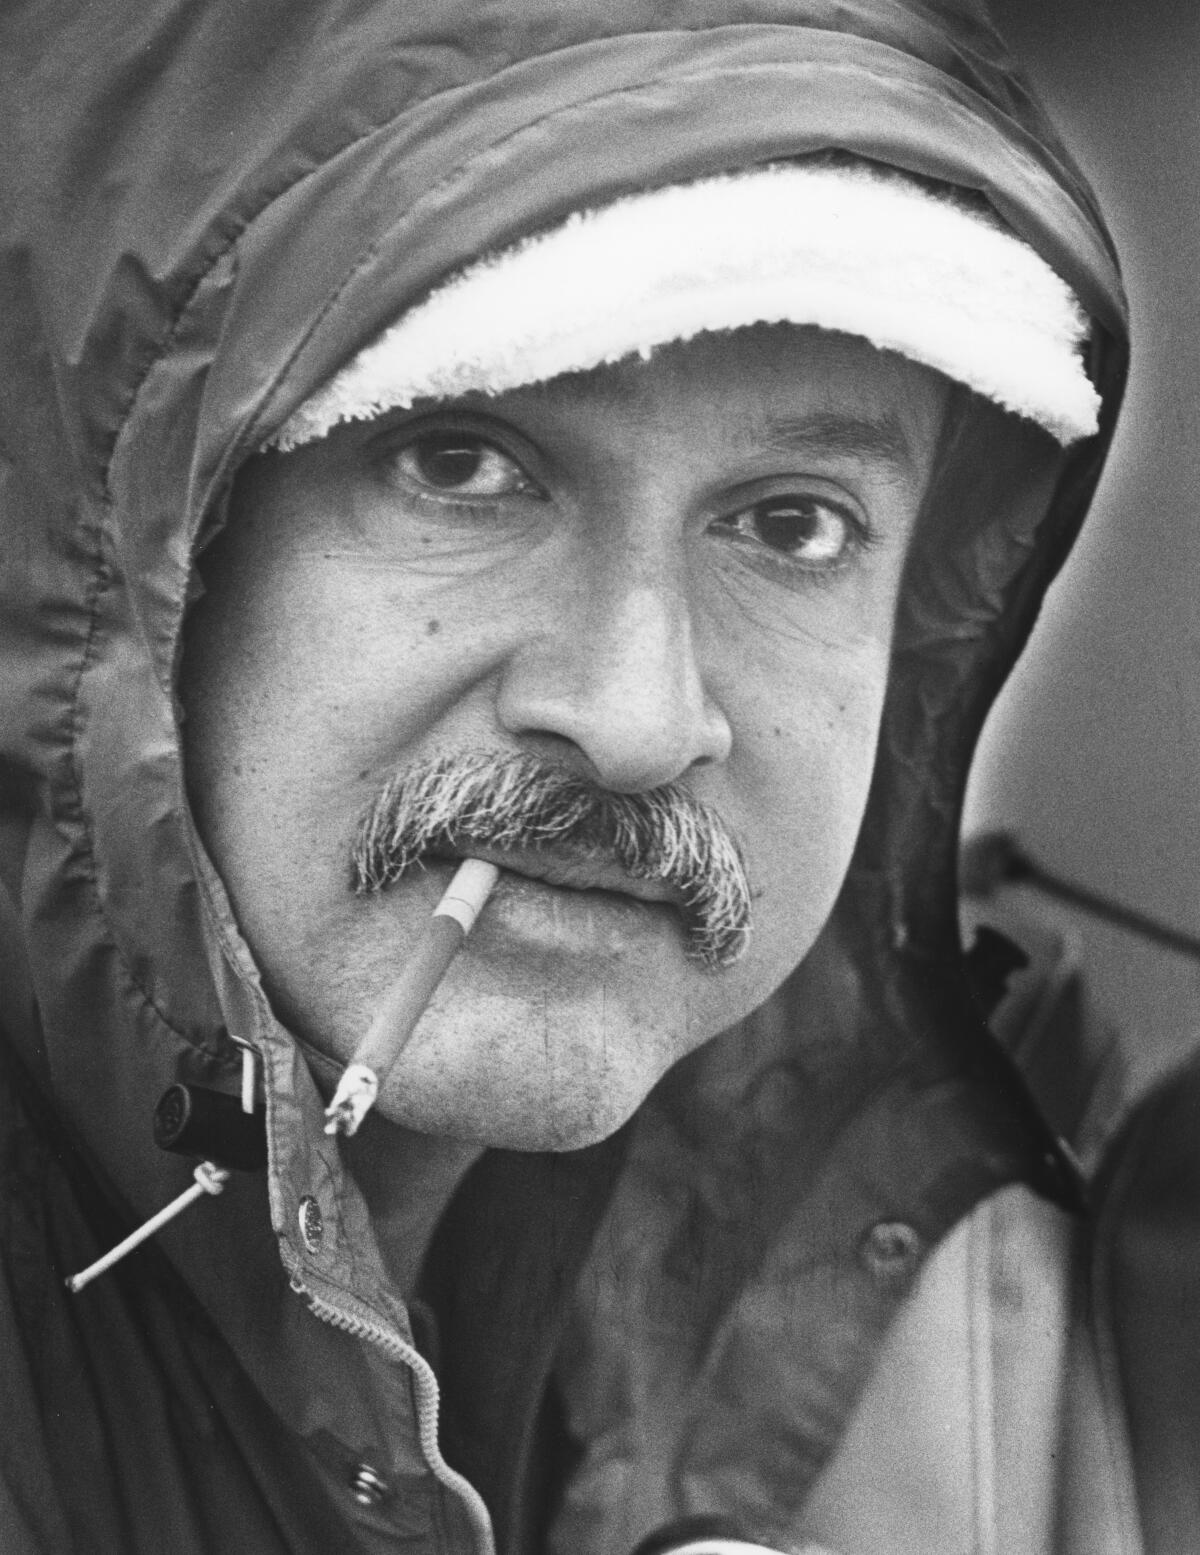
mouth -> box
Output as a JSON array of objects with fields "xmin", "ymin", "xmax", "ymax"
[
  {"xmin": 413, "ymin": 845, "xmax": 683, "ymax": 951},
  {"xmin": 427, "ymin": 844, "xmax": 684, "ymax": 912}
]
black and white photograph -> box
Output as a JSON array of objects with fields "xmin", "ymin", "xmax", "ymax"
[{"xmin": 1, "ymin": 2, "xmax": 1198, "ymax": 1552}]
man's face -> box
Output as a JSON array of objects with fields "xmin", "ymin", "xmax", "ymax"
[{"xmin": 182, "ymin": 326, "xmax": 946, "ymax": 1149}]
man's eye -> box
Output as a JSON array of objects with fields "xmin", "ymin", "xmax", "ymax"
[
  {"xmin": 391, "ymin": 431, "xmax": 535, "ymax": 498},
  {"xmin": 723, "ymin": 496, "xmax": 861, "ymax": 568}
]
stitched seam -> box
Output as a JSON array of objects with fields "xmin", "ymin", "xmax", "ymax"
[{"xmin": 50, "ymin": 510, "xmax": 196, "ymax": 1043}]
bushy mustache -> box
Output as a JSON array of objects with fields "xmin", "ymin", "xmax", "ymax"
[{"xmin": 351, "ymin": 750, "xmax": 752, "ymax": 969}]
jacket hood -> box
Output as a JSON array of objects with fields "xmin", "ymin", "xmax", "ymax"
[{"xmin": 0, "ymin": 2, "xmax": 1127, "ymax": 1550}]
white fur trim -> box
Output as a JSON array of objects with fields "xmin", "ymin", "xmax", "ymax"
[
  {"xmin": 273, "ymin": 163, "xmax": 1100, "ymax": 451},
  {"xmin": 648, "ymin": 1544, "xmax": 832, "ymax": 1555}
]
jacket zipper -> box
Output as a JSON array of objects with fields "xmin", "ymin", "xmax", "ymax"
[{"xmin": 285, "ymin": 1256, "xmax": 497, "ymax": 1555}]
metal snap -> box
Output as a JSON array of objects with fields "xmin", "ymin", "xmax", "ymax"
[
  {"xmin": 298, "ymin": 1195, "xmax": 324, "ymax": 1254},
  {"xmin": 860, "ymin": 1219, "xmax": 921, "ymax": 1280},
  {"xmin": 349, "ymin": 1461, "xmax": 389, "ymax": 1506}
]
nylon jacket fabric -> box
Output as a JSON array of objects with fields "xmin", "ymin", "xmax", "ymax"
[
  {"xmin": 0, "ymin": 2, "xmax": 1130, "ymax": 1552},
  {"xmin": 1084, "ymin": 1055, "xmax": 1200, "ymax": 1555}
]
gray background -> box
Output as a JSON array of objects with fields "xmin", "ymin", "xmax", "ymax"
[{"xmin": 968, "ymin": 0, "xmax": 1200, "ymax": 1086}]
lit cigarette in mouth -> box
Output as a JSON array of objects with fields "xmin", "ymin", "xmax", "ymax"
[{"xmin": 324, "ymin": 857, "xmax": 501, "ymax": 1138}]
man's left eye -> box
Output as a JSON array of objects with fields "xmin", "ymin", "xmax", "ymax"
[
  {"xmin": 391, "ymin": 431, "xmax": 535, "ymax": 498},
  {"xmin": 720, "ymin": 496, "xmax": 862, "ymax": 568}
]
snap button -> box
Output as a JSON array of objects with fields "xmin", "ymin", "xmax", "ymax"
[
  {"xmin": 298, "ymin": 1195, "xmax": 324, "ymax": 1254},
  {"xmin": 349, "ymin": 1461, "xmax": 389, "ymax": 1506},
  {"xmin": 860, "ymin": 1220, "xmax": 921, "ymax": 1279}
]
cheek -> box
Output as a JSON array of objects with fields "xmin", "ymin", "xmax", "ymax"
[
  {"xmin": 190, "ymin": 549, "xmax": 501, "ymax": 798},
  {"xmin": 181, "ymin": 548, "xmax": 487, "ymax": 945},
  {"xmin": 729, "ymin": 643, "xmax": 890, "ymax": 983}
]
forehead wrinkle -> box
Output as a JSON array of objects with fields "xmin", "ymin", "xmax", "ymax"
[{"xmin": 759, "ymin": 410, "xmax": 917, "ymax": 480}]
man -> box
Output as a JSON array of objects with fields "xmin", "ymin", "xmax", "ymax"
[{"xmin": 0, "ymin": 2, "xmax": 1137, "ymax": 1553}]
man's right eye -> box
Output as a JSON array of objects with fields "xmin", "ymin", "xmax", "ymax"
[{"xmin": 390, "ymin": 431, "xmax": 537, "ymax": 498}]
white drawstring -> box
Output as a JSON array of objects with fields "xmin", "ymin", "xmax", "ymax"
[
  {"xmin": 65, "ymin": 1159, "xmax": 230, "ymax": 1293},
  {"xmin": 65, "ymin": 1035, "xmax": 259, "ymax": 1294}
]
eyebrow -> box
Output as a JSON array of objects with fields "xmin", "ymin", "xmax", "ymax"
[{"xmin": 759, "ymin": 411, "xmax": 917, "ymax": 476}]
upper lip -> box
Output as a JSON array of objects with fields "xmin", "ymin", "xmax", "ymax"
[{"xmin": 431, "ymin": 845, "xmax": 683, "ymax": 907}]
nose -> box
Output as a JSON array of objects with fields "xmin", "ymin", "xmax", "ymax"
[{"xmin": 495, "ymin": 549, "xmax": 732, "ymax": 792}]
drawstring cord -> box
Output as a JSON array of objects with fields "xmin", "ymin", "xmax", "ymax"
[
  {"xmin": 64, "ymin": 1041, "xmax": 256, "ymax": 1294},
  {"xmin": 64, "ymin": 1159, "xmax": 230, "ymax": 1293}
]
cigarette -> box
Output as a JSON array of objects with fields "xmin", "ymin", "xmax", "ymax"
[{"xmin": 324, "ymin": 857, "xmax": 501, "ymax": 1137}]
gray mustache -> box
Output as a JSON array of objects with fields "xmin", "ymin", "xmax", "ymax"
[{"xmin": 352, "ymin": 750, "xmax": 752, "ymax": 969}]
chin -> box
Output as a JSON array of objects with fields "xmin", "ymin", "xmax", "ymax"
[
  {"xmin": 374, "ymin": 1013, "xmax": 687, "ymax": 1152},
  {"xmin": 470, "ymin": 1102, "xmax": 638, "ymax": 1154},
  {"xmin": 382, "ymin": 1072, "xmax": 658, "ymax": 1152}
]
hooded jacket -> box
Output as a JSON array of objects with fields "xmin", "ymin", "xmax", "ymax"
[{"xmin": 0, "ymin": 3, "xmax": 1135, "ymax": 1554}]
